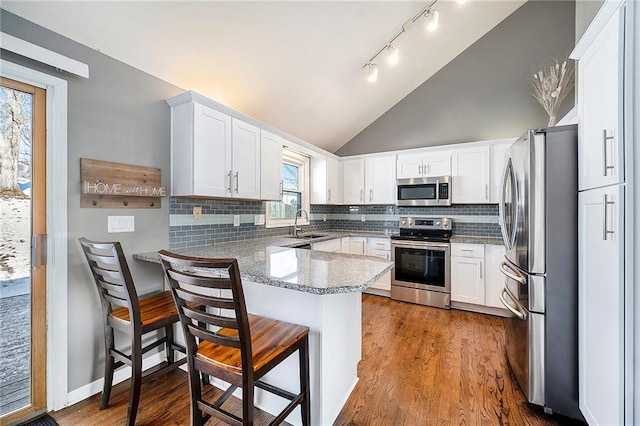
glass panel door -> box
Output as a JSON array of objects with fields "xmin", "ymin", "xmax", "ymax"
[{"xmin": 0, "ymin": 78, "xmax": 47, "ymax": 423}]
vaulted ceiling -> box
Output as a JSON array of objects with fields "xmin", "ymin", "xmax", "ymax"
[{"xmin": 2, "ymin": 1, "xmax": 526, "ymax": 153}]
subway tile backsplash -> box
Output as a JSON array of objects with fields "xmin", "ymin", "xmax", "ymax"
[{"xmin": 169, "ymin": 197, "xmax": 501, "ymax": 249}]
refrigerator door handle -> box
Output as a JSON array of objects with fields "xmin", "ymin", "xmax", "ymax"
[
  {"xmin": 499, "ymin": 287, "xmax": 527, "ymax": 320},
  {"xmin": 499, "ymin": 158, "xmax": 518, "ymax": 249},
  {"xmin": 500, "ymin": 260, "xmax": 526, "ymax": 285}
]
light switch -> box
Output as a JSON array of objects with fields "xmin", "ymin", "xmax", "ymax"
[{"xmin": 108, "ymin": 216, "xmax": 134, "ymax": 233}]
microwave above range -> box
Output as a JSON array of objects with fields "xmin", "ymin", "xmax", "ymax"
[{"xmin": 396, "ymin": 176, "xmax": 451, "ymax": 206}]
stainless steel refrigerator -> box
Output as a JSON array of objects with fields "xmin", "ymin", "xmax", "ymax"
[{"xmin": 498, "ymin": 124, "xmax": 583, "ymax": 421}]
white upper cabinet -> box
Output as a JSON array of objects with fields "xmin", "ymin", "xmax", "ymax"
[
  {"xmin": 231, "ymin": 118, "xmax": 261, "ymax": 199},
  {"xmin": 342, "ymin": 159, "xmax": 366, "ymax": 204},
  {"xmin": 452, "ymin": 146, "xmax": 490, "ymax": 204},
  {"xmin": 311, "ymin": 156, "xmax": 342, "ymax": 204},
  {"xmin": 260, "ymin": 130, "xmax": 283, "ymax": 201},
  {"xmin": 171, "ymin": 102, "xmax": 232, "ymax": 197},
  {"xmin": 490, "ymin": 143, "xmax": 510, "ymax": 203},
  {"xmin": 169, "ymin": 96, "xmax": 262, "ymax": 200},
  {"xmin": 574, "ymin": 9, "xmax": 623, "ymax": 191},
  {"xmin": 365, "ymin": 156, "xmax": 396, "ymax": 204},
  {"xmin": 396, "ymin": 152, "xmax": 451, "ymax": 179}
]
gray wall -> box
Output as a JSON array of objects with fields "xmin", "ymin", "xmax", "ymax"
[
  {"xmin": 336, "ymin": 1, "xmax": 576, "ymax": 156},
  {"xmin": 575, "ymin": 0, "xmax": 605, "ymax": 42},
  {"xmin": 0, "ymin": 10, "xmax": 184, "ymax": 391}
]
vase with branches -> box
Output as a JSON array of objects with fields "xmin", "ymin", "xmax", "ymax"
[{"xmin": 529, "ymin": 58, "xmax": 575, "ymax": 127}]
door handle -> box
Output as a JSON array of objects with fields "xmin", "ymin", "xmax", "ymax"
[
  {"xmin": 603, "ymin": 193, "xmax": 615, "ymax": 240},
  {"xmin": 499, "ymin": 287, "xmax": 527, "ymax": 320},
  {"xmin": 499, "ymin": 261, "xmax": 526, "ymax": 285},
  {"xmin": 602, "ymin": 129, "xmax": 615, "ymax": 176}
]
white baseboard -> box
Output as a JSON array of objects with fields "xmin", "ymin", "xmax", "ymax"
[{"xmin": 64, "ymin": 352, "xmax": 165, "ymax": 408}]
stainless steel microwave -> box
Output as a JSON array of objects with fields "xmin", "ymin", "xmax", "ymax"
[{"xmin": 396, "ymin": 176, "xmax": 452, "ymax": 206}]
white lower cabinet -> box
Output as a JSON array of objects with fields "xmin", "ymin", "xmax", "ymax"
[
  {"xmin": 451, "ymin": 243, "xmax": 485, "ymax": 305},
  {"xmin": 365, "ymin": 237, "xmax": 391, "ymax": 293},
  {"xmin": 345, "ymin": 237, "xmax": 366, "ymax": 255},
  {"xmin": 579, "ymin": 185, "xmax": 624, "ymax": 425},
  {"xmin": 311, "ymin": 238, "xmax": 342, "ymax": 253},
  {"xmin": 451, "ymin": 243, "xmax": 513, "ymax": 316}
]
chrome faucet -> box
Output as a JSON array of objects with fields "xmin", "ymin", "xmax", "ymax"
[{"xmin": 293, "ymin": 208, "xmax": 309, "ymax": 237}]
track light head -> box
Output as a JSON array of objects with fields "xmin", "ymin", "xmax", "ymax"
[
  {"xmin": 425, "ymin": 9, "xmax": 439, "ymax": 32},
  {"xmin": 386, "ymin": 45, "xmax": 399, "ymax": 66},
  {"xmin": 366, "ymin": 63, "xmax": 379, "ymax": 83}
]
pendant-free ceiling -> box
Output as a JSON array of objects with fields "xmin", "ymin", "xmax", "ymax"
[{"xmin": 363, "ymin": 0, "xmax": 468, "ymax": 83}]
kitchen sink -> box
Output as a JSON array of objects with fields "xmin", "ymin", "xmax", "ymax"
[{"xmin": 292, "ymin": 233, "xmax": 328, "ymax": 239}]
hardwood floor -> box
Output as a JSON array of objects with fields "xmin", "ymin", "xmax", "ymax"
[
  {"xmin": 50, "ymin": 294, "xmax": 582, "ymax": 425},
  {"xmin": 334, "ymin": 295, "xmax": 582, "ymax": 426}
]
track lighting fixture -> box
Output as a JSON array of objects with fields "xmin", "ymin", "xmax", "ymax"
[
  {"xmin": 366, "ymin": 63, "xmax": 379, "ymax": 82},
  {"xmin": 362, "ymin": 0, "xmax": 466, "ymax": 83},
  {"xmin": 425, "ymin": 9, "xmax": 439, "ymax": 32},
  {"xmin": 386, "ymin": 45, "xmax": 399, "ymax": 65}
]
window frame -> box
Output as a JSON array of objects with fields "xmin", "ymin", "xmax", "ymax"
[{"xmin": 266, "ymin": 148, "xmax": 310, "ymax": 228}]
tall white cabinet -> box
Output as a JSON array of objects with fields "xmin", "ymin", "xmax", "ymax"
[{"xmin": 571, "ymin": 4, "xmax": 628, "ymax": 424}]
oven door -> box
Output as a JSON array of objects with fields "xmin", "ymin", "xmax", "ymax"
[{"xmin": 391, "ymin": 241, "xmax": 450, "ymax": 293}]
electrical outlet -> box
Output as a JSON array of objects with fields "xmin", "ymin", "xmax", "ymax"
[
  {"xmin": 323, "ymin": 214, "xmax": 327, "ymax": 222},
  {"xmin": 193, "ymin": 206, "xmax": 202, "ymax": 221},
  {"xmin": 108, "ymin": 216, "xmax": 134, "ymax": 233},
  {"xmin": 233, "ymin": 215, "xmax": 240, "ymax": 227},
  {"xmin": 361, "ymin": 214, "xmax": 366, "ymax": 222}
]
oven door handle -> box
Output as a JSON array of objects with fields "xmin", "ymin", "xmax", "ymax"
[
  {"xmin": 391, "ymin": 241, "xmax": 450, "ymax": 249},
  {"xmin": 499, "ymin": 287, "xmax": 527, "ymax": 320},
  {"xmin": 499, "ymin": 261, "xmax": 526, "ymax": 285}
]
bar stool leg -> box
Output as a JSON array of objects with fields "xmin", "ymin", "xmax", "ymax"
[
  {"xmin": 299, "ymin": 336, "xmax": 311, "ymax": 426},
  {"xmin": 165, "ymin": 324, "xmax": 175, "ymax": 364},
  {"xmin": 100, "ymin": 327, "xmax": 115, "ymax": 410},
  {"xmin": 126, "ymin": 335, "xmax": 143, "ymax": 426}
]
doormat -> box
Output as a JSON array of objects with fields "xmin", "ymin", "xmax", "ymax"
[{"xmin": 22, "ymin": 414, "xmax": 58, "ymax": 426}]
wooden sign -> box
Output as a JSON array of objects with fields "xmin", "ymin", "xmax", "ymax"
[{"xmin": 80, "ymin": 158, "xmax": 166, "ymax": 208}]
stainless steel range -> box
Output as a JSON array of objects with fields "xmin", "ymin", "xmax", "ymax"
[{"xmin": 390, "ymin": 217, "xmax": 451, "ymax": 309}]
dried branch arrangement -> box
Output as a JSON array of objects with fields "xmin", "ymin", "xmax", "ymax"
[{"xmin": 529, "ymin": 58, "xmax": 575, "ymax": 126}]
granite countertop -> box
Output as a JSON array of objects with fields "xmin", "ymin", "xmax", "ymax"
[
  {"xmin": 134, "ymin": 235, "xmax": 394, "ymax": 295},
  {"xmin": 450, "ymin": 235, "xmax": 504, "ymax": 245}
]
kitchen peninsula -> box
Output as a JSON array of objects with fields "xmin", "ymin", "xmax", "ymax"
[{"xmin": 134, "ymin": 235, "xmax": 394, "ymax": 426}]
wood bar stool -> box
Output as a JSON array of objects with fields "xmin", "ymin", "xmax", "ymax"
[
  {"xmin": 158, "ymin": 250, "xmax": 311, "ymax": 426},
  {"xmin": 79, "ymin": 238, "xmax": 186, "ymax": 426}
]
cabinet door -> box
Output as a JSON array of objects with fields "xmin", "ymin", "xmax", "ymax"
[
  {"xmin": 312, "ymin": 238, "xmax": 342, "ymax": 253},
  {"xmin": 452, "ymin": 146, "xmax": 490, "ymax": 204},
  {"xmin": 326, "ymin": 157, "xmax": 342, "ymax": 204},
  {"xmin": 490, "ymin": 143, "xmax": 510, "ymax": 203},
  {"xmin": 451, "ymin": 256, "xmax": 485, "ymax": 305},
  {"xmin": 484, "ymin": 244, "xmax": 510, "ymax": 309},
  {"xmin": 348, "ymin": 237, "xmax": 366, "ymax": 255},
  {"xmin": 189, "ymin": 103, "xmax": 232, "ymax": 197},
  {"xmin": 579, "ymin": 185, "xmax": 624, "ymax": 425},
  {"xmin": 423, "ymin": 152, "xmax": 451, "ymax": 177},
  {"xmin": 365, "ymin": 156, "xmax": 396, "ymax": 204},
  {"xmin": 578, "ymin": 10, "xmax": 623, "ymax": 191},
  {"xmin": 232, "ymin": 118, "xmax": 261, "ymax": 199},
  {"xmin": 340, "ymin": 237, "xmax": 350, "ymax": 253},
  {"xmin": 342, "ymin": 159, "xmax": 365, "ymax": 204},
  {"xmin": 260, "ymin": 130, "xmax": 283, "ymax": 201},
  {"xmin": 396, "ymin": 154, "xmax": 423, "ymax": 179}
]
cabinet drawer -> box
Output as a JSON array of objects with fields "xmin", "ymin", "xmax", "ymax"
[
  {"xmin": 367, "ymin": 237, "xmax": 391, "ymax": 251},
  {"xmin": 451, "ymin": 243, "xmax": 484, "ymax": 258},
  {"xmin": 368, "ymin": 249, "xmax": 390, "ymax": 260}
]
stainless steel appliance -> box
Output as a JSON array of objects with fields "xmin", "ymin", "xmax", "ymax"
[
  {"xmin": 396, "ymin": 176, "xmax": 451, "ymax": 206},
  {"xmin": 498, "ymin": 125, "xmax": 583, "ymax": 421},
  {"xmin": 390, "ymin": 217, "xmax": 451, "ymax": 309}
]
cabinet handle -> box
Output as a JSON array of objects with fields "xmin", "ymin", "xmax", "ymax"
[
  {"xmin": 603, "ymin": 129, "xmax": 615, "ymax": 176},
  {"xmin": 227, "ymin": 171, "xmax": 232, "ymax": 193},
  {"xmin": 234, "ymin": 172, "xmax": 239, "ymax": 193},
  {"xmin": 280, "ymin": 180, "xmax": 284, "ymax": 200},
  {"xmin": 479, "ymin": 262, "xmax": 483, "ymax": 279},
  {"xmin": 419, "ymin": 164, "xmax": 424, "ymax": 175},
  {"xmin": 360, "ymin": 189, "xmax": 364, "ymax": 202},
  {"xmin": 461, "ymin": 249, "xmax": 474, "ymax": 252},
  {"xmin": 425, "ymin": 164, "xmax": 429, "ymax": 175},
  {"xmin": 603, "ymin": 193, "xmax": 615, "ymax": 240},
  {"xmin": 485, "ymin": 184, "xmax": 489, "ymax": 201},
  {"xmin": 369, "ymin": 189, "xmax": 373, "ymax": 201},
  {"xmin": 328, "ymin": 189, "xmax": 331, "ymax": 202}
]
